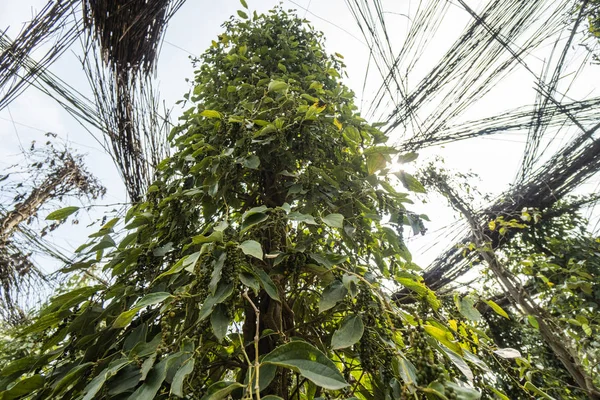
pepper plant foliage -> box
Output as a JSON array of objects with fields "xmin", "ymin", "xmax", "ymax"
[{"xmin": 0, "ymin": 6, "xmax": 490, "ymax": 400}]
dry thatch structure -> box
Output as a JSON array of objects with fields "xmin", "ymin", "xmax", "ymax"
[{"xmin": 0, "ymin": 0, "xmax": 184, "ymax": 322}]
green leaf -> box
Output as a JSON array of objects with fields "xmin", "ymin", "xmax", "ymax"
[
  {"xmin": 331, "ymin": 314, "xmax": 364, "ymax": 349},
  {"xmin": 82, "ymin": 359, "xmax": 130, "ymax": 400},
  {"xmin": 239, "ymin": 272, "xmax": 260, "ymax": 294},
  {"xmin": 112, "ymin": 308, "xmax": 140, "ymax": 329},
  {"xmin": 288, "ymin": 211, "xmax": 317, "ymax": 225},
  {"xmin": 152, "ymin": 242, "xmax": 173, "ymax": 257},
  {"xmin": 243, "ymin": 155, "xmax": 260, "ymax": 169},
  {"xmin": 397, "ymin": 277, "xmax": 439, "ymax": 310},
  {"xmin": 239, "ymin": 240, "xmax": 263, "ymax": 260},
  {"xmin": 128, "ymin": 357, "xmax": 169, "ymax": 400},
  {"xmin": 268, "ymin": 80, "xmax": 288, "ymax": 93},
  {"xmin": 46, "ymin": 206, "xmax": 79, "ymax": 221},
  {"xmin": 486, "ymin": 386, "xmax": 510, "ymax": 400},
  {"xmin": 192, "ymin": 231, "xmax": 223, "ymax": 244},
  {"xmin": 318, "ymin": 280, "xmax": 347, "ymax": 312},
  {"xmin": 310, "ymin": 253, "xmax": 347, "ymax": 269},
  {"xmin": 211, "ymin": 304, "xmax": 230, "ymax": 342},
  {"xmin": 51, "ymin": 362, "xmax": 94, "ymax": 396},
  {"xmin": 237, "ymin": 10, "xmax": 248, "ymax": 19},
  {"xmin": 463, "ymin": 350, "xmax": 490, "ymax": 373},
  {"xmin": 395, "ymin": 171, "xmax": 426, "ymax": 193},
  {"xmin": 136, "ymin": 292, "xmax": 172, "ymax": 308},
  {"xmin": 484, "ymin": 299, "xmax": 509, "ymax": 319},
  {"xmin": 263, "ymin": 341, "xmax": 348, "ymax": 390},
  {"xmin": 524, "ymin": 381, "xmax": 555, "ymax": 400},
  {"xmin": 209, "ymin": 252, "xmax": 227, "ymax": 294},
  {"xmin": 200, "ymin": 110, "xmax": 222, "ymax": 119},
  {"xmin": 200, "ymin": 381, "xmax": 244, "ymax": 400},
  {"xmin": 398, "ymin": 152, "xmax": 419, "ymax": 163},
  {"xmin": 423, "ymin": 325, "xmax": 462, "ymax": 355},
  {"xmin": 424, "ymin": 381, "xmax": 448, "ymax": 399},
  {"xmin": 171, "ymin": 358, "xmax": 195, "ymax": 397},
  {"xmin": 154, "ymin": 252, "xmax": 200, "ymax": 282},
  {"xmin": 455, "ymin": 296, "xmax": 482, "ymax": 322},
  {"xmin": 366, "ymin": 152, "xmax": 387, "ymax": 175},
  {"xmin": 253, "ymin": 267, "xmax": 280, "ymax": 301},
  {"xmin": 140, "ymin": 354, "xmax": 157, "ymax": 381},
  {"xmin": 1, "ymin": 374, "xmax": 44, "ymax": 399},
  {"xmin": 527, "ymin": 315, "xmax": 539, "ymax": 329},
  {"xmin": 396, "ymin": 357, "xmax": 418, "ymax": 387},
  {"xmin": 322, "ymin": 213, "xmax": 344, "ymax": 228},
  {"xmin": 240, "ymin": 0, "xmax": 248, "ymax": 8},
  {"xmin": 198, "ymin": 282, "xmax": 234, "ymax": 321},
  {"xmin": 1, "ymin": 356, "xmax": 36, "ymax": 376},
  {"xmin": 493, "ymin": 348, "xmax": 521, "ymax": 359},
  {"xmin": 113, "ymin": 293, "xmax": 171, "ymax": 328},
  {"xmin": 241, "ymin": 212, "xmax": 268, "ymax": 232},
  {"xmin": 441, "ymin": 347, "xmax": 473, "ymax": 382},
  {"xmin": 445, "ymin": 383, "xmax": 481, "ymax": 399}
]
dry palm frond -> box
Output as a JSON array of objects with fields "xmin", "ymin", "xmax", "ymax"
[{"xmin": 0, "ymin": 0, "xmax": 81, "ymax": 111}]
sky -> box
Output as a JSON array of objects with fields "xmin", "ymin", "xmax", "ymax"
[{"xmin": 1, "ymin": 0, "xmax": 598, "ymax": 277}]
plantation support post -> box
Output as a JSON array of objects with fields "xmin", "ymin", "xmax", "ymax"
[{"xmin": 427, "ymin": 170, "xmax": 600, "ymax": 398}]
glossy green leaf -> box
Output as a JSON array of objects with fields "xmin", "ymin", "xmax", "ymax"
[
  {"xmin": 527, "ymin": 315, "xmax": 539, "ymax": 329},
  {"xmin": 200, "ymin": 381, "xmax": 244, "ymax": 400},
  {"xmin": 263, "ymin": 341, "xmax": 348, "ymax": 390},
  {"xmin": 192, "ymin": 231, "xmax": 223, "ymax": 244},
  {"xmin": 456, "ymin": 296, "xmax": 482, "ymax": 322},
  {"xmin": 239, "ymin": 271, "xmax": 260, "ymax": 294},
  {"xmin": 524, "ymin": 381, "xmax": 555, "ymax": 399},
  {"xmin": 200, "ymin": 110, "xmax": 222, "ymax": 119},
  {"xmin": 395, "ymin": 171, "xmax": 426, "ymax": 193},
  {"xmin": 268, "ymin": 80, "xmax": 288, "ymax": 93},
  {"xmin": 128, "ymin": 357, "xmax": 169, "ymax": 400},
  {"xmin": 46, "ymin": 206, "xmax": 79, "ymax": 221},
  {"xmin": 319, "ymin": 280, "xmax": 347, "ymax": 312},
  {"xmin": 493, "ymin": 348, "xmax": 521, "ymax": 359},
  {"xmin": 241, "ymin": 212, "xmax": 268, "ymax": 232},
  {"xmin": 396, "ymin": 357, "xmax": 418, "ymax": 387},
  {"xmin": 1, "ymin": 374, "xmax": 44, "ymax": 400},
  {"xmin": 423, "ymin": 325, "xmax": 462, "ymax": 355},
  {"xmin": 112, "ymin": 308, "xmax": 140, "ymax": 329},
  {"xmin": 243, "ymin": 155, "xmax": 260, "ymax": 169},
  {"xmin": 239, "ymin": 240, "xmax": 263, "ymax": 260},
  {"xmin": 136, "ymin": 292, "xmax": 172, "ymax": 308},
  {"xmin": 82, "ymin": 359, "xmax": 129, "ymax": 400},
  {"xmin": 484, "ymin": 299, "xmax": 509, "ymax": 319},
  {"xmin": 331, "ymin": 314, "xmax": 364, "ymax": 349},
  {"xmin": 198, "ymin": 282, "xmax": 234, "ymax": 321},
  {"xmin": 211, "ymin": 304, "xmax": 230, "ymax": 342},
  {"xmin": 322, "ymin": 213, "xmax": 344, "ymax": 228},
  {"xmin": 486, "ymin": 386, "xmax": 510, "ymax": 400},
  {"xmin": 113, "ymin": 293, "xmax": 171, "ymax": 328},
  {"xmin": 366, "ymin": 152, "xmax": 387, "ymax": 175},
  {"xmin": 288, "ymin": 211, "xmax": 317, "ymax": 225},
  {"xmin": 441, "ymin": 347, "xmax": 473, "ymax": 382},
  {"xmin": 51, "ymin": 362, "xmax": 94, "ymax": 396},
  {"xmin": 398, "ymin": 152, "xmax": 419, "ymax": 163},
  {"xmin": 445, "ymin": 383, "xmax": 481, "ymax": 399},
  {"xmin": 253, "ymin": 267, "xmax": 280, "ymax": 301},
  {"xmin": 171, "ymin": 358, "xmax": 195, "ymax": 397}
]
